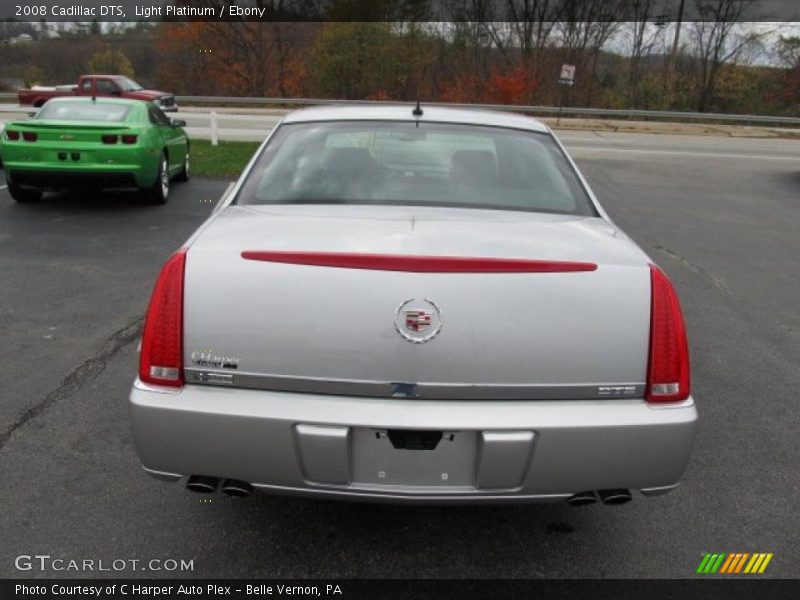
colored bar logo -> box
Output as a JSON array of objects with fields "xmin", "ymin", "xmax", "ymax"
[{"xmin": 696, "ymin": 553, "xmax": 773, "ymax": 574}]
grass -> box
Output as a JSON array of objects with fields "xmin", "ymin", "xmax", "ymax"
[{"xmin": 190, "ymin": 139, "xmax": 261, "ymax": 178}]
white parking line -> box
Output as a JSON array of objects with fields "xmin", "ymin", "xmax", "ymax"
[
  {"xmin": 568, "ymin": 146, "xmax": 800, "ymax": 161},
  {"xmin": 0, "ymin": 185, "xmax": 6, "ymax": 191}
]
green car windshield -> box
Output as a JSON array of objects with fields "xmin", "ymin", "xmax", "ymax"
[{"xmin": 36, "ymin": 102, "xmax": 132, "ymax": 122}]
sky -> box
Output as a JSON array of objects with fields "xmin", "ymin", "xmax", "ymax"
[{"xmin": 606, "ymin": 22, "xmax": 800, "ymax": 67}]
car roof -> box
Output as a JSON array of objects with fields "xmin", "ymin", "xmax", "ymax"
[
  {"xmin": 42, "ymin": 96, "xmax": 143, "ymax": 106},
  {"xmin": 282, "ymin": 104, "xmax": 550, "ymax": 133}
]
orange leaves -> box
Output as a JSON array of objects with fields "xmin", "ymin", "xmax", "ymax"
[
  {"xmin": 154, "ymin": 22, "xmax": 542, "ymax": 106},
  {"xmin": 440, "ymin": 63, "xmax": 539, "ymax": 105},
  {"xmin": 282, "ymin": 55, "xmax": 310, "ymax": 98},
  {"xmin": 367, "ymin": 89, "xmax": 392, "ymax": 101},
  {"xmin": 438, "ymin": 72, "xmax": 484, "ymax": 103},
  {"xmin": 488, "ymin": 63, "xmax": 539, "ymax": 105},
  {"xmin": 155, "ymin": 23, "xmax": 217, "ymax": 94},
  {"xmin": 154, "ymin": 23, "xmax": 316, "ymax": 97}
]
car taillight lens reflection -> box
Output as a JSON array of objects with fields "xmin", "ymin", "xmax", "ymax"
[
  {"xmin": 6, "ymin": 130, "xmax": 20, "ymax": 141},
  {"xmin": 102, "ymin": 135, "xmax": 118, "ymax": 144},
  {"xmin": 139, "ymin": 249, "xmax": 187, "ymax": 388},
  {"xmin": 646, "ymin": 265, "xmax": 691, "ymax": 403},
  {"xmin": 121, "ymin": 135, "xmax": 138, "ymax": 144},
  {"xmin": 22, "ymin": 132, "xmax": 37, "ymax": 142}
]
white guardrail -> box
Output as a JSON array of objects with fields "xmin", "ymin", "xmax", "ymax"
[
  {"xmin": 167, "ymin": 95, "xmax": 800, "ymax": 126},
  {"xmin": 2, "ymin": 92, "xmax": 799, "ymax": 145}
]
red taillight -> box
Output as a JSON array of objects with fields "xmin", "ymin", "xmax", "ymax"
[
  {"xmin": 6, "ymin": 130, "xmax": 20, "ymax": 141},
  {"xmin": 139, "ymin": 249, "xmax": 187, "ymax": 388},
  {"xmin": 646, "ymin": 265, "xmax": 690, "ymax": 403},
  {"xmin": 22, "ymin": 131, "xmax": 37, "ymax": 142},
  {"xmin": 102, "ymin": 135, "xmax": 118, "ymax": 144},
  {"xmin": 121, "ymin": 135, "xmax": 138, "ymax": 144}
]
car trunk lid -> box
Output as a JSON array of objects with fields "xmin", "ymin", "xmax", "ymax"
[
  {"xmin": 18, "ymin": 120, "xmax": 135, "ymax": 143},
  {"xmin": 182, "ymin": 205, "xmax": 652, "ymax": 400}
]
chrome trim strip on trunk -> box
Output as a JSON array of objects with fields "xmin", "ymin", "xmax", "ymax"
[{"xmin": 183, "ymin": 368, "xmax": 644, "ymax": 400}]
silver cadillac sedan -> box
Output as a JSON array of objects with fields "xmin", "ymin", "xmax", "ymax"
[{"xmin": 130, "ymin": 105, "xmax": 696, "ymax": 505}]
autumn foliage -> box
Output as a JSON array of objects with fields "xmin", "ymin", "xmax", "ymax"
[
  {"xmin": 440, "ymin": 63, "xmax": 540, "ymax": 104},
  {"xmin": 156, "ymin": 22, "xmax": 317, "ymax": 97},
  {"xmin": 155, "ymin": 23, "xmax": 547, "ymax": 106},
  {"xmin": 1, "ymin": 20, "xmax": 797, "ymax": 116}
]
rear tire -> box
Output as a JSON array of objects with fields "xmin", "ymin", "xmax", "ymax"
[
  {"xmin": 145, "ymin": 153, "xmax": 170, "ymax": 205},
  {"xmin": 7, "ymin": 180, "xmax": 43, "ymax": 203},
  {"xmin": 175, "ymin": 147, "xmax": 190, "ymax": 182}
]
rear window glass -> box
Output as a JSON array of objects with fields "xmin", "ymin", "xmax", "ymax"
[
  {"xmin": 236, "ymin": 121, "xmax": 595, "ymax": 216},
  {"xmin": 36, "ymin": 102, "xmax": 132, "ymax": 123}
]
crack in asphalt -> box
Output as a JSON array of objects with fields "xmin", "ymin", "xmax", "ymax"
[
  {"xmin": 0, "ymin": 317, "xmax": 143, "ymax": 450},
  {"xmin": 651, "ymin": 244, "xmax": 734, "ymax": 298}
]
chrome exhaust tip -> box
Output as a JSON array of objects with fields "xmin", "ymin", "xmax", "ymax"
[
  {"xmin": 220, "ymin": 479, "xmax": 253, "ymax": 498},
  {"xmin": 566, "ymin": 491, "xmax": 597, "ymax": 506},
  {"xmin": 185, "ymin": 475, "xmax": 219, "ymax": 494},
  {"xmin": 598, "ymin": 489, "xmax": 632, "ymax": 505}
]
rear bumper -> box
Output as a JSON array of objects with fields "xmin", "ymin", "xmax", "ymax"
[
  {"xmin": 129, "ymin": 381, "xmax": 697, "ymax": 504},
  {"xmin": 8, "ymin": 168, "xmax": 139, "ymax": 189},
  {"xmin": 3, "ymin": 147, "xmax": 158, "ymax": 189}
]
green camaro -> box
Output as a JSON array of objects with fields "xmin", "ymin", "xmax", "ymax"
[{"xmin": 0, "ymin": 97, "xmax": 189, "ymax": 204}]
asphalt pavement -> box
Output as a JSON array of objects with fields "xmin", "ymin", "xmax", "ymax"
[{"xmin": 0, "ymin": 133, "xmax": 798, "ymax": 578}]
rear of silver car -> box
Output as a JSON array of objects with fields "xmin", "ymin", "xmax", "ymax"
[
  {"xmin": 129, "ymin": 108, "xmax": 696, "ymax": 504},
  {"xmin": 131, "ymin": 384, "xmax": 695, "ymax": 503}
]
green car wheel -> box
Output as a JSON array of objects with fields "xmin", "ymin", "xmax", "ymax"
[
  {"xmin": 7, "ymin": 180, "xmax": 43, "ymax": 203},
  {"xmin": 145, "ymin": 153, "xmax": 170, "ymax": 205},
  {"xmin": 175, "ymin": 148, "xmax": 190, "ymax": 182}
]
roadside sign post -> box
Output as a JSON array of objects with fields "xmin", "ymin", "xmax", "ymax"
[
  {"xmin": 211, "ymin": 110, "xmax": 218, "ymax": 146},
  {"xmin": 557, "ymin": 64, "xmax": 576, "ymax": 125}
]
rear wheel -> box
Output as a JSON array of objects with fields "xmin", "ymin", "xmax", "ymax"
[
  {"xmin": 145, "ymin": 153, "xmax": 170, "ymax": 205},
  {"xmin": 175, "ymin": 147, "xmax": 190, "ymax": 182},
  {"xmin": 7, "ymin": 180, "xmax": 43, "ymax": 203}
]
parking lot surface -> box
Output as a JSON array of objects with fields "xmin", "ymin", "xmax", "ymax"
[{"xmin": 0, "ymin": 132, "xmax": 798, "ymax": 578}]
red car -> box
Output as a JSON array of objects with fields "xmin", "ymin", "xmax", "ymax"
[{"xmin": 18, "ymin": 75, "xmax": 178, "ymax": 112}]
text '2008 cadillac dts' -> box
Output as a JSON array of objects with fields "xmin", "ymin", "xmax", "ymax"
[{"xmin": 129, "ymin": 105, "xmax": 696, "ymax": 505}]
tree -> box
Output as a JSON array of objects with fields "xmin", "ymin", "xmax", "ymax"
[
  {"xmin": 623, "ymin": 1, "xmax": 667, "ymax": 83},
  {"xmin": 21, "ymin": 65, "xmax": 46, "ymax": 88},
  {"xmin": 777, "ymin": 36, "xmax": 800, "ymax": 69},
  {"xmin": 309, "ymin": 23, "xmax": 437, "ymax": 100},
  {"xmin": 505, "ymin": 0, "xmax": 557, "ymax": 64},
  {"xmin": 554, "ymin": 0, "xmax": 624, "ymax": 105},
  {"xmin": 155, "ymin": 23, "xmax": 216, "ymax": 94},
  {"xmin": 444, "ymin": 0, "xmax": 496, "ymax": 81},
  {"xmin": 687, "ymin": 0, "xmax": 766, "ymax": 111},
  {"xmin": 478, "ymin": 2, "xmax": 557, "ymax": 67},
  {"xmin": 86, "ymin": 49, "xmax": 136, "ymax": 78},
  {"xmin": 776, "ymin": 36, "xmax": 800, "ymax": 109},
  {"xmin": 471, "ymin": 1, "xmax": 557, "ymax": 103}
]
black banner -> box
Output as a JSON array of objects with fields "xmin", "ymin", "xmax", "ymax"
[
  {"xmin": 3, "ymin": 579, "xmax": 800, "ymax": 600},
  {"xmin": 2, "ymin": 0, "xmax": 800, "ymax": 23}
]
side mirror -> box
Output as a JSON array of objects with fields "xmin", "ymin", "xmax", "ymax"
[{"xmin": 171, "ymin": 119, "xmax": 186, "ymax": 128}]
